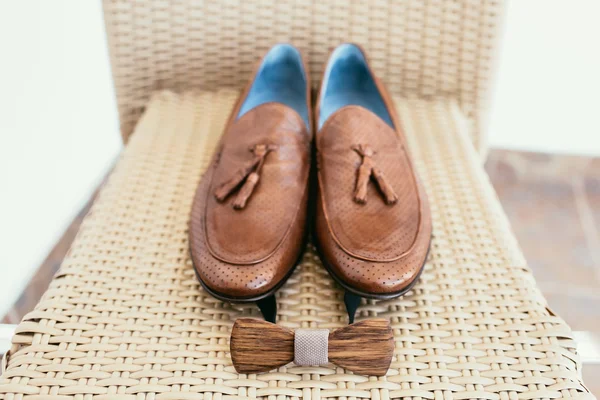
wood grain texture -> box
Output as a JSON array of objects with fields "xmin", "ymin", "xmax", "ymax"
[
  {"xmin": 230, "ymin": 318, "xmax": 294, "ymax": 373},
  {"xmin": 328, "ymin": 319, "xmax": 393, "ymax": 376},
  {"xmin": 230, "ymin": 318, "xmax": 394, "ymax": 376}
]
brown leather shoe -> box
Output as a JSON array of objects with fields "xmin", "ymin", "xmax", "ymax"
[
  {"xmin": 314, "ymin": 44, "xmax": 432, "ymax": 322},
  {"xmin": 189, "ymin": 45, "xmax": 312, "ymax": 322}
]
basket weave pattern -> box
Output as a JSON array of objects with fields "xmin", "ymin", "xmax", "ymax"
[
  {"xmin": 0, "ymin": 90, "xmax": 593, "ymax": 399},
  {"xmin": 103, "ymin": 0, "xmax": 503, "ymax": 152}
]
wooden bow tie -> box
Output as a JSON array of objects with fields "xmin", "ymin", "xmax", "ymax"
[{"xmin": 230, "ymin": 318, "xmax": 394, "ymax": 376}]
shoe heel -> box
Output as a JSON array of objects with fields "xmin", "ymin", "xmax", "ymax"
[
  {"xmin": 256, "ymin": 295, "xmax": 277, "ymax": 323},
  {"xmin": 344, "ymin": 291, "xmax": 362, "ymax": 324}
]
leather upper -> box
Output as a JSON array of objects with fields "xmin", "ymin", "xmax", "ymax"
[
  {"xmin": 317, "ymin": 106, "xmax": 423, "ymax": 262},
  {"xmin": 205, "ymin": 104, "xmax": 310, "ymax": 265},
  {"xmin": 189, "ymin": 52, "xmax": 311, "ymax": 299},
  {"xmin": 315, "ymin": 72, "xmax": 432, "ymax": 297}
]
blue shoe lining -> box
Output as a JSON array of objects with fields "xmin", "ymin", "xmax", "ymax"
[
  {"xmin": 237, "ymin": 44, "xmax": 309, "ymax": 128},
  {"xmin": 318, "ymin": 44, "xmax": 394, "ymax": 129}
]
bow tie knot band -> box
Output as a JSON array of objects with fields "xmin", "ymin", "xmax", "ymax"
[
  {"xmin": 294, "ymin": 329, "xmax": 329, "ymax": 366},
  {"xmin": 230, "ymin": 318, "xmax": 394, "ymax": 376}
]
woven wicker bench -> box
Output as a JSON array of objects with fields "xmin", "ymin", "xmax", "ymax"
[{"xmin": 0, "ymin": 1, "xmax": 595, "ymax": 399}]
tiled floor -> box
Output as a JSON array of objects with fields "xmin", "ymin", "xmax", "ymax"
[
  {"xmin": 485, "ymin": 150, "xmax": 600, "ymax": 396},
  {"xmin": 485, "ymin": 151, "xmax": 600, "ymax": 333},
  {"xmin": 2, "ymin": 149, "xmax": 599, "ymax": 393}
]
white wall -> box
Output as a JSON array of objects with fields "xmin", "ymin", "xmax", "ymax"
[
  {"xmin": 0, "ymin": 1, "xmax": 121, "ymax": 316},
  {"xmin": 1, "ymin": 0, "xmax": 599, "ymax": 317},
  {"xmin": 488, "ymin": 0, "xmax": 600, "ymax": 155}
]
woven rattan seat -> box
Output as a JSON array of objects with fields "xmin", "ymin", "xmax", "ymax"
[
  {"xmin": 1, "ymin": 1, "xmax": 595, "ymax": 398},
  {"xmin": 1, "ymin": 90, "xmax": 593, "ymax": 399}
]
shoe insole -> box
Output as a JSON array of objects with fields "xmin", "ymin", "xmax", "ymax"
[
  {"xmin": 238, "ymin": 44, "xmax": 309, "ymax": 129},
  {"xmin": 318, "ymin": 44, "xmax": 394, "ymax": 130}
]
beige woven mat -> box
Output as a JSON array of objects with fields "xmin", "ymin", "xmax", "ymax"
[{"xmin": 0, "ymin": 90, "xmax": 594, "ymax": 399}]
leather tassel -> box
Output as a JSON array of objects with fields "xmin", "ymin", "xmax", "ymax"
[
  {"xmin": 214, "ymin": 156, "xmax": 261, "ymax": 202},
  {"xmin": 372, "ymin": 167, "xmax": 398, "ymax": 205},
  {"xmin": 352, "ymin": 144, "xmax": 397, "ymax": 206},
  {"xmin": 214, "ymin": 143, "xmax": 276, "ymax": 208},
  {"xmin": 232, "ymin": 172, "xmax": 259, "ymax": 209},
  {"xmin": 354, "ymin": 160, "xmax": 372, "ymax": 204}
]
